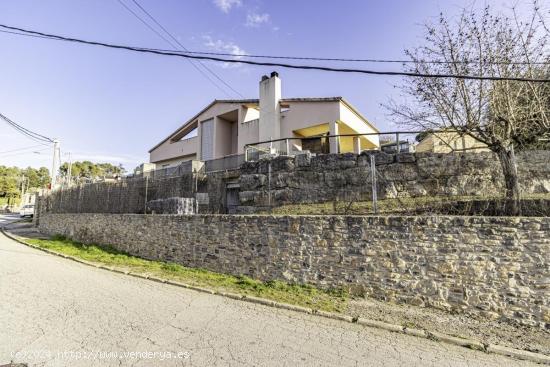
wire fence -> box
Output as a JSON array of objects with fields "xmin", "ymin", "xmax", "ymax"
[
  {"xmin": 244, "ymin": 132, "xmax": 421, "ymax": 161},
  {"xmin": 37, "ymin": 149, "xmax": 550, "ymax": 217},
  {"xmin": 311, "ymin": 157, "xmax": 550, "ymax": 217},
  {"xmin": 42, "ymin": 172, "xmax": 197, "ymax": 215}
]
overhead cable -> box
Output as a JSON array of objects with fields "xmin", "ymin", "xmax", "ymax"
[{"xmin": 0, "ymin": 24, "xmax": 548, "ymax": 83}]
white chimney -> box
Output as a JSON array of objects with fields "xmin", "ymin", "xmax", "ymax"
[{"xmin": 259, "ymin": 71, "xmax": 281, "ymax": 143}]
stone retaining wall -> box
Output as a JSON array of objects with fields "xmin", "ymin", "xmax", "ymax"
[
  {"xmin": 36, "ymin": 151, "xmax": 550, "ymax": 216},
  {"xmin": 38, "ymin": 213, "xmax": 549, "ymax": 328},
  {"xmin": 237, "ymin": 150, "xmax": 550, "ymax": 212}
]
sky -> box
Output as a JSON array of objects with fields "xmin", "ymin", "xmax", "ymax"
[{"xmin": 0, "ymin": 0, "xmax": 543, "ymax": 172}]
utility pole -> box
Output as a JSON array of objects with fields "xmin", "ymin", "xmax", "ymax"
[{"xmin": 50, "ymin": 140, "xmax": 60, "ymax": 189}]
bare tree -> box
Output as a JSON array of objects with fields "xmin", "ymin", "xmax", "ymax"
[{"xmin": 386, "ymin": 3, "xmax": 549, "ymax": 215}]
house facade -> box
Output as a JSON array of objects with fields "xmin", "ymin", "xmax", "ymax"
[
  {"xmin": 149, "ymin": 72, "xmax": 380, "ymax": 169},
  {"xmin": 415, "ymin": 131, "xmax": 489, "ymax": 153}
]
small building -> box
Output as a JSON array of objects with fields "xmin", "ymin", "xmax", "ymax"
[
  {"xmin": 149, "ymin": 72, "xmax": 380, "ymax": 169},
  {"xmin": 133, "ymin": 162, "xmax": 157, "ymax": 177},
  {"xmin": 415, "ymin": 131, "xmax": 489, "ymax": 153},
  {"xmin": 380, "ymin": 140, "xmax": 415, "ymax": 154}
]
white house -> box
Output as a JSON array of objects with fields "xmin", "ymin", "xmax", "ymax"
[{"xmin": 149, "ymin": 72, "xmax": 380, "ymax": 169}]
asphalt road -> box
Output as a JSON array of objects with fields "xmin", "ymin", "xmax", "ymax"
[{"xmin": 0, "ymin": 214, "xmax": 537, "ymax": 367}]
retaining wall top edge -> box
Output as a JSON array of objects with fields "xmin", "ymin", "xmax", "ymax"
[{"xmin": 39, "ymin": 213, "xmax": 550, "ymax": 221}]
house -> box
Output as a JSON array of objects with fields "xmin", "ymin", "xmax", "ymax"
[
  {"xmin": 380, "ymin": 140, "xmax": 415, "ymax": 154},
  {"xmin": 149, "ymin": 72, "xmax": 380, "ymax": 169},
  {"xmin": 415, "ymin": 131, "xmax": 489, "ymax": 153}
]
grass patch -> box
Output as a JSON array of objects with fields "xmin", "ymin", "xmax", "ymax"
[
  {"xmin": 264, "ymin": 196, "xmax": 470, "ymax": 215},
  {"xmin": 402, "ymin": 321, "xmax": 419, "ymax": 329},
  {"xmin": 263, "ymin": 193, "xmax": 550, "ymax": 215},
  {"xmin": 25, "ymin": 235, "xmax": 349, "ymax": 312}
]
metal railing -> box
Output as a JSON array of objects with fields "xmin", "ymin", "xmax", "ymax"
[
  {"xmin": 244, "ymin": 131, "xmax": 422, "ymax": 162},
  {"xmin": 204, "ymin": 154, "xmax": 245, "ymax": 172}
]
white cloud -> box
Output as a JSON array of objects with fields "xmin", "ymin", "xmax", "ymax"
[
  {"xmin": 245, "ymin": 12, "xmax": 270, "ymax": 27},
  {"xmin": 213, "ymin": 0, "xmax": 242, "ymax": 13},
  {"xmin": 203, "ymin": 36, "xmax": 247, "ymax": 68}
]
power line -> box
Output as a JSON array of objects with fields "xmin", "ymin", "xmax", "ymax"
[
  {"xmin": 0, "ymin": 23, "xmax": 548, "ymax": 83},
  {"xmin": 130, "ymin": 0, "xmax": 245, "ymax": 98},
  {"xmin": 2, "ymin": 27, "xmax": 547, "ymax": 67},
  {"xmin": 0, "ymin": 147, "xmax": 50, "ymax": 158},
  {"xmin": 1, "ymin": 117, "xmax": 52, "ymax": 143},
  {"xmin": 0, "ymin": 112, "xmax": 54, "ymax": 143},
  {"xmin": 0, "ymin": 29, "xmax": 54, "ymax": 40},
  {"xmin": 0, "ymin": 144, "xmax": 46, "ymax": 155},
  {"xmin": 116, "ymin": 0, "xmax": 237, "ymax": 98},
  {"xmin": 115, "ymin": 0, "xmax": 178, "ymax": 51},
  {"xmin": 143, "ymin": 49, "xmax": 550, "ymax": 66}
]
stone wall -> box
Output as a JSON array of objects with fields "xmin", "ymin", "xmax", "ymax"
[
  {"xmin": 36, "ymin": 151, "xmax": 550, "ymax": 216},
  {"xmin": 237, "ymin": 150, "xmax": 550, "ymax": 212},
  {"xmin": 38, "ymin": 213, "xmax": 550, "ymax": 328}
]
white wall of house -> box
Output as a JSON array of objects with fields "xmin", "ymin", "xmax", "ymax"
[
  {"xmin": 149, "ymin": 136, "xmax": 198, "ymax": 164},
  {"xmin": 214, "ymin": 116, "xmax": 236, "ymax": 158},
  {"xmin": 280, "ymin": 101, "xmax": 339, "ymax": 138},
  {"xmin": 193, "ymin": 102, "xmax": 244, "ymax": 160},
  {"xmin": 237, "ymin": 115, "xmax": 260, "ymax": 154},
  {"xmin": 338, "ymin": 101, "xmax": 379, "ymax": 149},
  {"xmin": 154, "ymin": 154, "xmax": 197, "ymax": 168}
]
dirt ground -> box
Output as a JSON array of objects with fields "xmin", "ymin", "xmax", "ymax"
[{"xmin": 346, "ymin": 297, "xmax": 549, "ymax": 355}]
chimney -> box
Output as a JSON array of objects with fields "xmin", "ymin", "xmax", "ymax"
[{"xmin": 259, "ymin": 71, "xmax": 281, "ymax": 143}]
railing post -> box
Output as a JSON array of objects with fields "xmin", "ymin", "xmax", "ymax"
[
  {"xmin": 285, "ymin": 138, "xmax": 290, "ymax": 156},
  {"xmin": 396, "ymin": 132, "xmax": 400, "ymax": 154}
]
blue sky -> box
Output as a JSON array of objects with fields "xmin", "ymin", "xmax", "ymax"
[{"xmin": 0, "ymin": 0, "xmax": 537, "ymax": 171}]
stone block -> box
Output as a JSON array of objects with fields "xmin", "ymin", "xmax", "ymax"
[
  {"xmin": 294, "ymin": 152, "xmax": 312, "ymax": 168},
  {"xmin": 396, "ymin": 153, "xmax": 416, "ymax": 163},
  {"xmin": 240, "ymin": 174, "xmax": 267, "ymax": 191}
]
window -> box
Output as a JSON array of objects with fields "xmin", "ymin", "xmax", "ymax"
[{"xmin": 178, "ymin": 127, "xmax": 198, "ymax": 141}]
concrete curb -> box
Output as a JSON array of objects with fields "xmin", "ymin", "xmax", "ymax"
[
  {"xmin": 2, "ymin": 228, "xmax": 548, "ymax": 365},
  {"xmin": 486, "ymin": 344, "xmax": 550, "ymax": 365}
]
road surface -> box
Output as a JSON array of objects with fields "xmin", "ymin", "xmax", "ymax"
[{"xmin": 0, "ymin": 214, "xmax": 536, "ymax": 366}]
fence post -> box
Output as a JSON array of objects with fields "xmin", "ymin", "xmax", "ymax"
[
  {"xmin": 396, "ymin": 132, "xmax": 400, "ymax": 154},
  {"xmin": 77, "ymin": 185, "xmax": 81, "ymax": 213},
  {"xmin": 370, "ymin": 154, "xmax": 378, "ymax": 214},
  {"xmin": 144, "ymin": 176, "xmax": 149, "ymax": 215}
]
